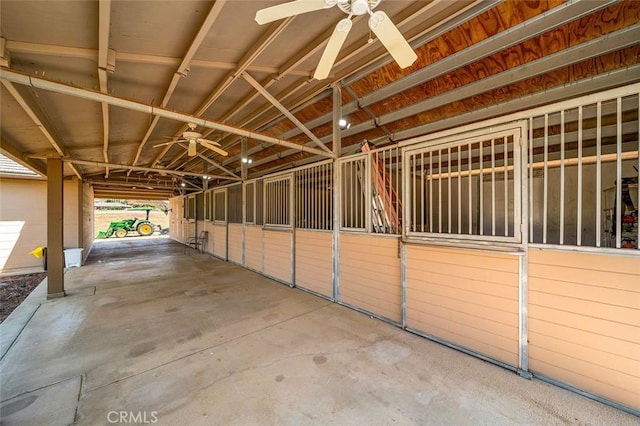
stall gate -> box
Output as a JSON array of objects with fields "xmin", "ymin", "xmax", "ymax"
[
  {"xmin": 338, "ymin": 234, "xmax": 401, "ymax": 323},
  {"xmin": 294, "ymin": 230, "xmax": 333, "ymax": 298}
]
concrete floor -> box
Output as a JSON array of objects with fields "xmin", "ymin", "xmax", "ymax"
[{"xmin": 1, "ymin": 238, "xmax": 637, "ymax": 425}]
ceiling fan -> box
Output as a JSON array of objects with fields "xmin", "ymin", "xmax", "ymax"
[
  {"xmin": 255, "ymin": 0, "xmax": 417, "ymax": 80},
  {"xmin": 153, "ymin": 123, "xmax": 228, "ymax": 157}
]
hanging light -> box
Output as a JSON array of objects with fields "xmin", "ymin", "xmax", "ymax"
[
  {"xmin": 241, "ymin": 158, "xmax": 253, "ymax": 164},
  {"xmin": 338, "ymin": 118, "xmax": 351, "ymax": 130}
]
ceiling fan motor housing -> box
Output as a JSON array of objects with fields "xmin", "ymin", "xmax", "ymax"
[
  {"xmin": 337, "ymin": 0, "xmax": 380, "ymax": 15},
  {"xmin": 183, "ymin": 131, "xmax": 201, "ymax": 139}
]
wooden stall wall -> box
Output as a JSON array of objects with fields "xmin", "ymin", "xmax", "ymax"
[
  {"xmin": 263, "ymin": 229, "xmax": 293, "ymax": 284},
  {"xmin": 227, "ymin": 223, "xmax": 243, "ymax": 264},
  {"xmin": 339, "ymin": 234, "xmax": 401, "ymax": 323},
  {"xmin": 202, "ymin": 221, "xmax": 214, "ymax": 254},
  {"xmin": 528, "ymin": 249, "xmax": 640, "ymax": 410},
  {"xmin": 406, "ymin": 245, "xmax": 520, "ymax": 367},
  {"xmin": 212, "ymin": 223, "xmax": 227, "ymax": 260},
  {"xmin": 244, "ymin": 225, "xmax": 263, "ymax": 272},
  {"xmin": 295, "ymin": 230, "xmax": 333, "ymax": 298}
]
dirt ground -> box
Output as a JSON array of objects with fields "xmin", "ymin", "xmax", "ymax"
[
  {"xmin": 94, "ymin": 210, "xmax": 170, "ymax": 238},
  {"xmin": 0, "ymin": 272, "xmax": 47, "ymax": 324}
]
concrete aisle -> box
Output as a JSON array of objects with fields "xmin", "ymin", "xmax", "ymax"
[{"xmin": 0, "ymin": 237, "xmax": 636, "ymax": 425}]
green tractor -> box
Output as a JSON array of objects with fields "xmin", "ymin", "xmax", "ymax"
[{"xmin": 97, "ymin": 208, "xmax": 162, "ymax": 239}]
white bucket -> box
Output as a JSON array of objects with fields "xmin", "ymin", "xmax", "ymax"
[{"xmin": 64, "ymin": 248, "xmax": 84, "ymax": 268}]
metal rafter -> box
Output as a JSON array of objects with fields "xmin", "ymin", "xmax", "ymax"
[
  {"xmin": 226, "ymin": 0, "xmax": 624, "ymax": 168},
  {"xmin": 130, "ymin": 0, "xmax": 228, "ymax": 168},
  {"xmin": 187, "ymin": 0, "xmax": 472, "ymax": 172},
  {"xmin": 98, "ymin": 0, "xmax": 111, "ymax": 177},
  {"xmin": 1, "ymin": 80, "xmax": 82, "ymax": 179},
  {"xmin": 0, "ymin": 68, "xmax": 333, "ymax": 158},
  {"xmin": 241, "ymin": 71, "xmax": 332, "ymax": 155},
  {"xmin": 150, "ymin": 16, "xmax": 297, "ymax": 167},
  {"xmin": 0, "ymin": 137, "xmax": 47, "ymax": 176},
  {"xmin": 5, "ymin": 40, "xmax": 312, "ymax": 77}
]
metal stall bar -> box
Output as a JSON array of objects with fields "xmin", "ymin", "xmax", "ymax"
[
  {"xmin": 577, "ymin": 106, "xmax": 583, "ymax": 246},
  {"xmin": 543, "ymin": 114, "xmax": 549, "ymax": 244},
  {"xmin": 503, "ymin": 137, "xmax": 508, "ymax": 236},
  {"xmin": 616, "ymin": 97, "xmax": 622, "ymax": 249},
  {"xmin": 479, "ymin": 142, "xmax": 484, "ymax": 236},
  {"xmin": 560, "ymin": 111, "xmax": 565, "ymax": 245},
  {"xmin": 458, "ymin": 145, "xmax": 463, "ymax": 234},
  {"xmin": 430, "ymin": 151, "xmax": 434, "ymax": 233},
  {"xmin": 438, "ymin": 149, "xmax": 443, "ymax": 233},
  {"xmin": 448, "ymin": 147, "xmax": 452, "ymax": 234},
  {"xmin": 468, "ymin": 143, "xmax": 472, "ymax": 234},
  {"xmin": 529, "ymin": 118, "xmax": 534, "ymax": 242},
  {"xmin": 491, "ymin": 139, "xmax": 496, "ymax": 236},
  {"xmin": 421, "ymin": 152, "xmax": 425, "ymax": 232},
  {"xmin": 596, "ymin": 102, "xmax": 602, "ymax": 247}
]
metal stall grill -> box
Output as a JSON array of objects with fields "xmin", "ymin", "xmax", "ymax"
[
  {"xmin": 528, "ymin": 93, "xmax": 639, "ymax": 250},
  {"xmin": 212, "ymin": 188, "xmax": 227, "ymax": 259},
  {"xmin": 338, "ymin": 155, "xmax": 368, "ymax": 231},
  {"xmin": 263, "ymin": 175, "xmax": 293, "ymax": 284},
  {"xmin": 227, "ymin": 184, "xmax": 243, "ymax": 264},
  {"xmin": 404, "ymin": 129, "xmax": 522, "ymax": 245},
  {"xmin": 294, "ymin": 161, "xmax": 334, "ymax": 298},
  {"xmin": 244, "ymin": 178, "xmax": 264, "ymax": 272}
]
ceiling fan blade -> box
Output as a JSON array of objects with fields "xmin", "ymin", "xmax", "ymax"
[
  {"xmin": 153, "ymin": 141, "xmax": 179, "ymax": 148},
  {"xmin": 200, "ymin": 140, "xmax": 229, "ymax": 157},
  {"xmin": 368, "ymin": 11, "xmax": 417, "ymax": 69},
  {"xmin": 314, "ymin": 18, "xmax": 352, "ymax": 80},
  {"xmin": 188, "ymin": 140, "xmax": 197, "ymax": 156},
  {"xmin": 198, "ymin": 138, "xmax": 221, "ymax": 147},
  {"xmin": 255, "ymin": 0, "xmax": 329, "ymax": 25}
]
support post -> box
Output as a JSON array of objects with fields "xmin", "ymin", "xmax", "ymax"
[
  {"xmin": 47, "ymin": 158, "xmax": 65, "ymax": 298},
  {"xmin": 332, "ymin": 84, "xmax": 342, "ymax": 301},
  {"xmin": 241, "ymin": 138, "xmax": 248, "ymax": 181}
]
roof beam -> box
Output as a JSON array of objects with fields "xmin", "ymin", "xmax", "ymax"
[
  {"xmin": 176, "ymin": 143, "xmax": 240, "ymax": 179},
  {"xmin": 0, "ymin": 80, "xmax": 82, "ymax": 179},
  {"xmin": 130, "ymin": 0, "xmax": 228, "ymax": 168},
  {"xmin": 151, "ymin": 16, "xmax": 297, "ymax": 166},
  {"xmin": 27, "ymin": 155, "xmax": 231, "ymax": 179},
  {"xmin": 0, "ymin": 137, "xmax": 47, "ymax": 176},
  {"xmin": 4, "ymin": 40, "xmax": 312, "ymax": 77},
  {"xmin": 218, "ymin": 0, "xmax": 489, "ymax": 166},
  {"xmin": 231, "ymin": 0, "xmax": 628, "ymax": 169},
  {"xmin": 92, "ymin": 188, "xmax": 174, "ymax": 200},
  {"xmin": 98, "ymin": 0, "xmax": 112, "ymax": 177},
  {"xmin": 242, "ymin": 71, "xmax": 332, "ymax": 155},
  {"xmin": 0, "ymin": 68, "xmax": 333, "ymax": 159},
  {"xmin": 279, "ymin": 0, "xmax": 619, "ymax": 142}
]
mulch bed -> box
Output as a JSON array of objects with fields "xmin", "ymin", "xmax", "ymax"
[{"xmin": 0, "ymin": 272, "xmax": 47, "ymax": 324}]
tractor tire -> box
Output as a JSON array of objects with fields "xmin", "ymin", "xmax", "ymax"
[
  {"xmin": 137, "ymin": 223, "xmax": 154, "ymax": 236},
  {"xmin": 114, "ymin": 228, "xmax": 127, "ymax": 238}
]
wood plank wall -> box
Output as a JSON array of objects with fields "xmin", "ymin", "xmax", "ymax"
[
  {"xmin": 339, "ymin": 234, "xmax": 401, "ymax": 323},
  {"xmin": 202, "ymin": 221, "xmax": 213, "ymax": 254},
  {"xmin": 295, "ymin": 230, "xmax": 333, "ymax": 298},
  {"xmin": 406, "ymin": 245, "xmax": 520, "ymax": 367},
  {"xmin": 244, "ymin": 226, "xmax": 263, "ymax": 272},
  {"xmin": 227, "ymin": 224, "xmax": 243, "ymax": 264},
  {"xmin": 263, "ymin": 229, "xmax": 292, "ymax": 284},
  {"xmin": 528, "ymin": 249, "xmax": 640, "ymax": 410},
  {"xmin": 213, "ymin": 224, "xmax": 227, "ymax": 260}
]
